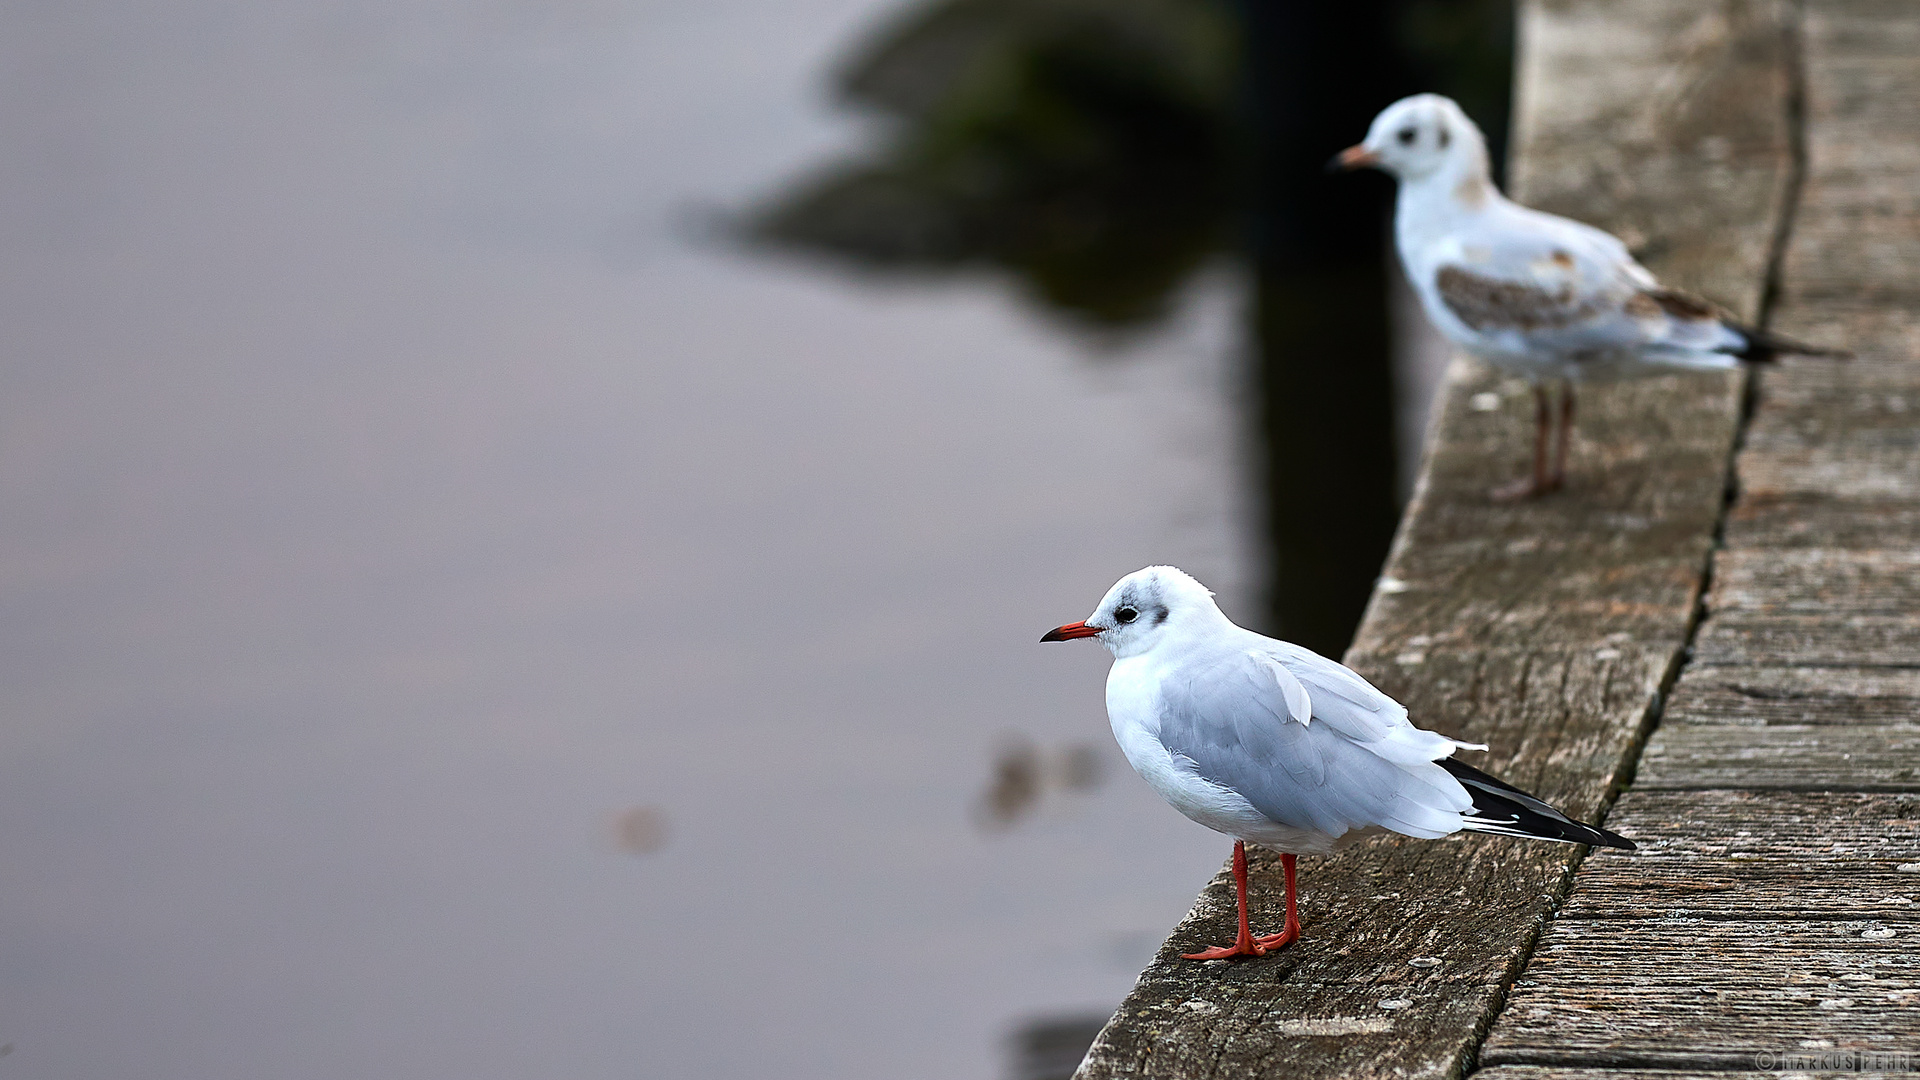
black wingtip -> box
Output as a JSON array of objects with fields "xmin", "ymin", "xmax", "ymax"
[
  {"xmin": 1729, "ymin": 321, "xmax": 1854, "ymax": 363},
  {"xmin": 1440, "ymin": 757, "xmax": 1636, "ymax": 851},
  {"xmin": 1586, "ymin": 825, "xmax": 1636, "ymax": 852}
]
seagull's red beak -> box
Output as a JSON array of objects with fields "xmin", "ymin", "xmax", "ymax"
[
  {"xmin": 1040, "ymin": 621, "xmax": 1102, "ymax": 643},
  {"xmin": 1329, "ymin": 144, "xmax": 1381, "ymax": 172}
]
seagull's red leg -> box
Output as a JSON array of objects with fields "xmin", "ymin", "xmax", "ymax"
[
  {"xmin": 1182, "ymin": 841, "xmax": 1256, "ymax": 959},
  {"xmin": 1181, "ymin": 843, "xmax": 1299, "ymax": 960},
  {"xmin": 1547, "ymin": 382, "xmax": 1575, "ymax": 492},
  {"xmin": 1253, "ymin": 853, "xmax": 1301, "ymax": 950},
  {"xmin": 1491, "ymin": 385, "xmax": 1554, "ymax": 500}
]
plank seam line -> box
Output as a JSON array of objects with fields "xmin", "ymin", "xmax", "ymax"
[
  {"xmin": 1558, "ymin": 914, "xmax": 1920, "ymax": 924},
  {"xmin": 1462, "ymin": 3, "xmax": 1816, "ymax": 1074},
  {"xmin": 1755, "ymin": 0, "xmax": 1810, "ymax": 333},
  {"xmin": 1487, "ymin": 1050, "xmax": 1809, "ymax": 1070},
  {"xmin": 1692, "ymin": 661, "xmax": 1920, "ymax": 672},
  {"xmin": 1638, "ymin": 783, "xmax": 1920, "ymax": 793}
]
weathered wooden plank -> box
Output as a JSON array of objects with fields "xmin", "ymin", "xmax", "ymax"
[
  {"xmin": 1665, "ymin": 664, "xmax": 1920, "ymax": 726},
  {"xmin": 1072, "ymin": 2, "xmax": 1792, "ymax": 1076},
  {"xmin": 1725, "ymin": 496, "xmax": 1920, "ymax": 550},
  {"xmin": 1737, "ymin": 432, "xmax": 1920, "ymax": 504},
  {"xmin": 1480, "ymin": 1070, "xmax": 1915, "ymax": 1080},
  {"xmin": 1474, "ymin": 1060, "xmax": 1912, "ymax": 1068},
  {"xmin": 1739, "ymin": 359, "xmax": 1920, "ymax": 507},
  {"xmin": 1737, "ymin": 321, "xmax": 1920, "ymax": 511},
  {"xmin": 1347, "ymin": 369, "xmax": 1735, "ymax": 656},
  {"xmin": 1745, "ymin": 396, "xmax": 1920, "ymax": 448},
  {"xmin": 1478, "ymin": 919, "xmax": 1920, "ymax": 1070},
  {"xmin": 1692, "ymin": 614, "xmax": 1920, "ymax": 669},
  {"xmin": 1081, "ymin": 974, "xmax": 1498, "ymax": 1080},
  {"xmin": 1554, "ymin": 865, "xmax": 1920, "ymax": 923},
  {"xmin": 1551, "ymin": 790, "xmax": 1920, "ymax": 921},
  {"xmin": 1637, "ymin": 724, "xmax": 1920, "ymax": 790},
  {"xmin": 1605, "ymin": 789, "xmax": 1920, "ymax": 864},
  {"xmin": 1708, "ymin": 549, "xmax": 1920, "ymax": 616},
  {"xmin": 1692, "ymin": 559, "xmax": 1920, "ymax": 664},
  {"xmin": 1485, "ymin": 791, "xmax": 1920, "ymax": 1065},
  {"xmin": 1752, "ymin": 347, "xmax": 1920, "ymax": 402}
]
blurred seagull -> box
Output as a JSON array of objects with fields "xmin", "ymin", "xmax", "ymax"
[
  {"xmin": 1042, "ymin": 566, "xmax": 1631, "ymax": 960},
  {"xmin": 1335, "ymin": 93, "xmax": 1846, "ymax": 499}
]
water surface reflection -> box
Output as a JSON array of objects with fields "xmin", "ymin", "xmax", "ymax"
[{"xmin": 0, "ymin": 2, "xmax": 1251, "ymax": 1078}]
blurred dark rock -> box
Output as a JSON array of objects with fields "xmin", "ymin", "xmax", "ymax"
[
  {"xmin": 749, "ymin": 0, "xmax": 1240, "ymax": 327},
  {"xmin": 1055, "ymin": 741, "xmax": 1106, "ymax": 792},
  {"xmin": 1007, "ymin": 1014, "xmax": 1108, "ymax": 1080},
  {"xmin": 976, "ymin": 737, "xmax": 1043, "ymax": 830},
  {"xmin": 611, "ymin": 805, "xmax": 670, "ymax": 855},
  {"xmin": 975, "ymin": 738, "xmax": 1111, "ymax": 830}
]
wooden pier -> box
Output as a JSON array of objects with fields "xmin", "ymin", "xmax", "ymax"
[{"xmin": 1072, "ymin": 1, "xmax": 1920, "ymax": 1077}]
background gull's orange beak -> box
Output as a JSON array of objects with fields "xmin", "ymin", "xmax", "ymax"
[
  {"xmin": 1040, "ymin": 621, "xmax": 1102, "ymax": 642},
  {"xmin": 1329, "ymin": 144, "xmax": 1381, "ymax": 172}
]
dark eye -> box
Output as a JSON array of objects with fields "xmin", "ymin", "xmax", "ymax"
[
  {"xmin": 1115, "ymin": 606, "xmax": 1139, "ymax": 624},
  {"xmin": 1397, "ymin": 127, "xmax": 1418, "ymax": 146}
]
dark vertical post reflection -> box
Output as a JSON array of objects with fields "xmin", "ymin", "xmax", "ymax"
[
  {"xmin": 745, "ymin": 0, "xmax": 1514, "ymax": 657},
  {"xmin": 1238, "ymin": 2, "xmax": 1406, "ymax": 655}
]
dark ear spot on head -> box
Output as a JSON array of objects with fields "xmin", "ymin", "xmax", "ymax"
[
  {"xmin": 1438, "ymin": 126, "xmax": 1451, "ymax": 149},
  {"xmin": 1152, "ymin": 607, "xmax": 1169, "ymax": 627}
]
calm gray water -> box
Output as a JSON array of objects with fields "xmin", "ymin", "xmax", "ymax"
[{"xmin": 0, "ymin": 2, "xmax": 1258, "ymax": 1078}]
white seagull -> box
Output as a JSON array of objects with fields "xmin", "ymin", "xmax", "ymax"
[
  {"xmin": 1042, "ymin": 566, "xmax": 1631, "ymax": 960},
  {"xmin": 1335, "ymin": 93, "xmax": 1846, "ymax": 499}
]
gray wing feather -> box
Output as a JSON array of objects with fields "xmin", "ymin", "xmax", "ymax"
[
  {"xmin": 1266, "ymin": 642, "xmax": 1480, "ymax": 764},
  {"xmin": 1158, "ymin": 650, "xmax": 1474, "ymax": 840}
]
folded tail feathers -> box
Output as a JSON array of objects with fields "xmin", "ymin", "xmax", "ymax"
[
  {"xmin": 1645, "ymin": 289, "xmax": 1851, "ymax": 361},
  {"xmin": 1441, "ymin": 758, "xmax": 1635, "ymax": 851}
]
